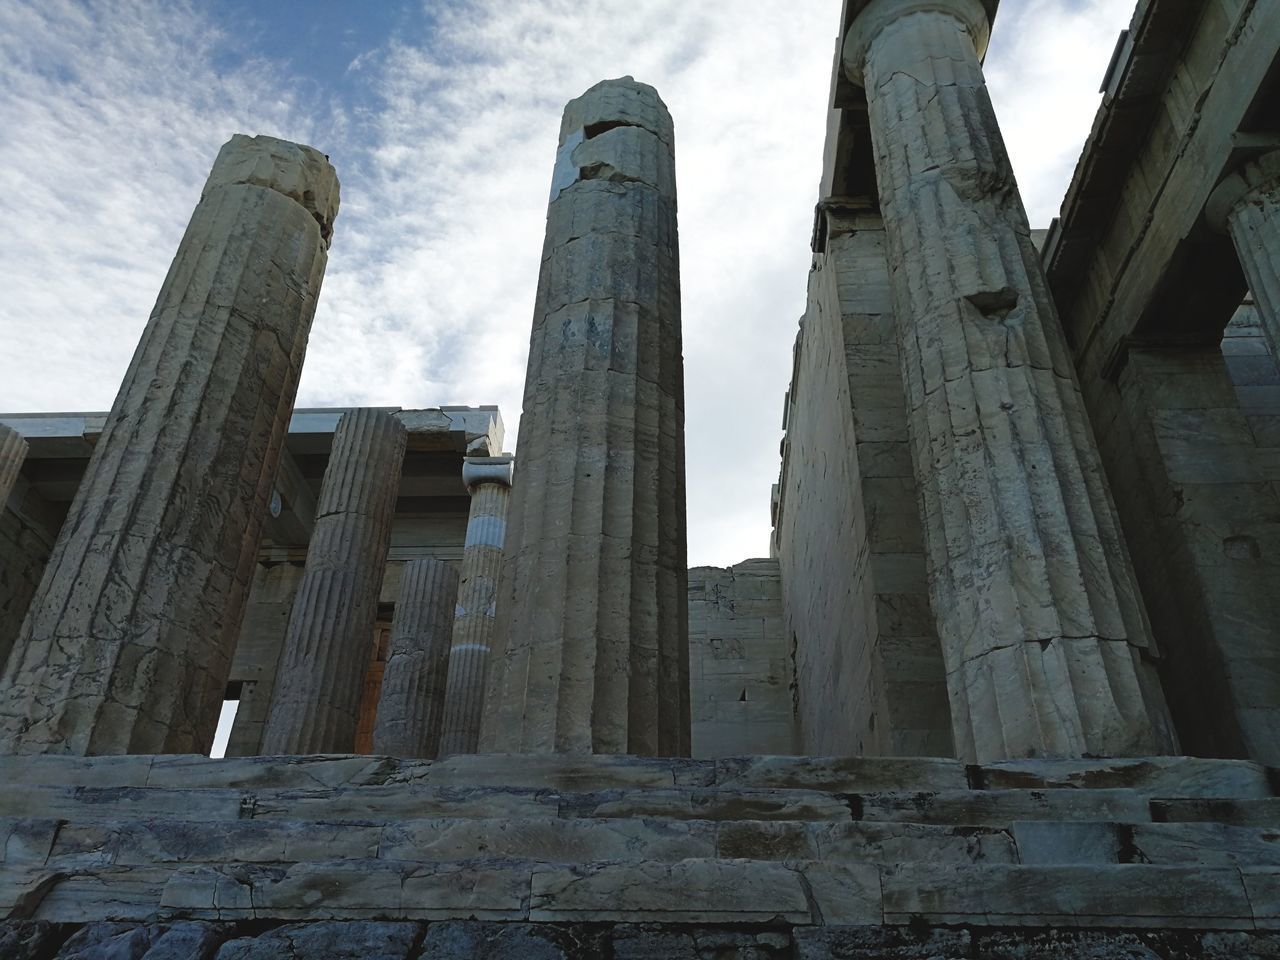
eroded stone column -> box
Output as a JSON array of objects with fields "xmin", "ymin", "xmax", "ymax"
[
  {"xmin": 261, "ymin": 409, "xmax": 406, "ymax": 755},
  {"xmin": 480, "ymin": 78, "xmax": 689, "ymax": 756},
  {"xmin": 372, "ymin": 558, "xmax": 459, "ymax": 758},
  {"xmin": 1208, "ymin": 151, "xmax": 1280, "ymax": 360},
  {"xmin": 437, "ymin": 456, "xmax": 513, "ymax": 756},
  {"xmin": 844, "ymin": 0, "xmax": 1175, "ymax": 761},
  {"xmin": 0, "ymin": 135, "xmax": 337, "ymax": 755},
  {"xmin": 0, "ymin": 425, "xmax": 27, "ymax": 508}
]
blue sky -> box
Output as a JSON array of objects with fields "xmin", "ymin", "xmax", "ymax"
[{"xmin": 0, "ymin": 0, "xmax": 1136, "ymax": 566}]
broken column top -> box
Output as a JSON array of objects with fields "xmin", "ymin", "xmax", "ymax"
[
  {"xmin": 202, "ymin": 134, "xmax": 340, "ymax": 246},
  {"xmin": 559, "ymin": 76, "xmax": 673, "ymax": 146},
  {"xmin": 842, "ymin": 0, "xmax": 994, "ymax": 83}
]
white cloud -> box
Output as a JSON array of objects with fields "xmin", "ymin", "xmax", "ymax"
[{"xmin": 0, "ymin": 0, "xmax": 1135, "ymax": 567}]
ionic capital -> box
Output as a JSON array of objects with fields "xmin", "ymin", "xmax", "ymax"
[
  {"xmin": 842, "ymin": 0, "xmax": 992, "ymax": 87},
  {"xmin": 462, "ymin": 455, "xmax": 514, "ymax": 492},
  {"xmin": 1206, "ymin": 150, "xmax": 1280, "ymax": 234}
]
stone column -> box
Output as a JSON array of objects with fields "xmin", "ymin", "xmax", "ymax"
[
  {"xmin": 0, "ymin": 425, "xmax": 27, "ymax": 508},
  {"xmin": 372, "ymin": 558, "xmax": 459, "ymax": 758},
  {"xmin": 1208, "ymin": 151, "xmax": 1280, "ymax": 360},
  {"xmin": 437, "ymin": 456, "xmax": 513, "ymax": 756},
  {"xmin": 480, "ymin": 77, "xmax": 690, "ymax": 756},
  {"xmin": 261, "ymin": 409, "xmax": 406, "ymax": 755},
  {"xmin": 0, "ymin": 135, "xmax": 337, "ymax": 756},
  {"xmin": 843, "ymin": 0, "xmax": 1175, "ymax": 761}
]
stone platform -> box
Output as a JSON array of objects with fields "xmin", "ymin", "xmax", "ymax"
[{"xmin": 3, "ymin": 753, "xmax": 1280, "ymax": 957}]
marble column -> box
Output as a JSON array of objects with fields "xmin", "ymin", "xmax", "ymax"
[
  {"xmin": 0, "ymin": 135, "xmax": 338, "ymax": 756},
  {"xmin": 437, "ymin": 456, "xmax": 513, "ymax": 756},
  {"xmin": 261, "ymin": 409, "xmax": 406, "ymax": 755},
  {"xmin": 480, "ymin": 77, "xmax": 690, "ymax": 756},
  {"xmin": 1208, "ymin": 151, "xmax": 1280, "ymax": 360},
  {"xmin": 372, "ymin": 558, "xmax": 459, "ymax": 758},
  {"xmin": 0, "ymin": 425, "xmax": 27, "ymax": 508},
  {"xmin": 844, "ymin": 0, "xmax": 1175, "ymax": 761}
]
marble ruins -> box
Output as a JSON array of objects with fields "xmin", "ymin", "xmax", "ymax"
[{"xmin": 1, "ymin": 0, "xmax": 1280, "ymax": 956}]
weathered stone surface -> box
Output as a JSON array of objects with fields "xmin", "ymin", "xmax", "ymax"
[
  {"xmin": 482, "ymin": 77, "xmax": 688, "ymax": 757},
  {"xmin": 880, "ymin": 864, "xmax": 1253, "ymax": 928},
  {"xmin": 1208, "ymin": 150, "xmax": 1280, "ymax": 364},
  {"xmin": 793, "ymin": 926, "xmax": 971, "ymax": 960},
  {"xmin": 1012, "ymin": 821, "xmax": 1120, "ymax": 865},
  {"xmin": 777, "ymin": 212, "xmax": 952, "ymax": 760},
  {"xmin": 529, "ymin": 859, "xmax": 812, "ymax": 923},
  {"xmin": 422, "ymin": 920, "xmax": 605, "ymax": 959},
  {"xmin": 0, "ymin": 135, "xmax": 338, "ymax": 755},
  {"xmin": 215, "ymin": 921, "xmax": 422, "ymax": 959},
  {"xmin": 844, "ymin": 0, "xmax": 1175, "ymax": 761},
  {"xmin": 0, "ymin": 919, "xmax": 61, "ymax": 960},
  {"xmin": 856, "ymin": 788, "xmax": 1151, "ymax": 826},
  {"xmin": 262, "ymin": 408, "xmax": 407, "ymax": 754},
  {"xmin": 1111, "ymin": 345, "xmax": 1280, "ymax": 765},
  {"xmin": 56, "ymin": 920, "xmax": 229, "ymax": 959},
  {"xmin": 0, "ymin": 424, "xmax": 27, "ymax": 511},
  {"xmin": 373, "ymin": 558, "xmax": 459, "ymax": 758},
  {"xmin": 687, "ymin": 560, "xmax": 795, "ymax": 757},
  {"xmin": 715, "ymin": 756, "xmax": 965, "ymax": 793},
  {"xmin": 438, "ymin": 458, "xmax": 512, "ymax": 756},
  {"xmin": 977, "ymin": 756, "xmax": 1270, "ymax": 796}
]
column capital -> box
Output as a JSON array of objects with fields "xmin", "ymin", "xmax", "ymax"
[
  {"xmin": 462, "ymin": 455, "xmax": 514, "ymax": 492},
  {"xmin": 842, "ymin": 0, "xmax": 992, "ymax": 86},
  {"xmin": 1206, "ymin": 150, "xmax": 1280, "ymax": 234}
]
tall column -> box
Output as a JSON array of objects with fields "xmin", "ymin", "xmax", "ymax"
[
  {"xmin": 437, "ymin": 456, "xmax": 513, "ymax": 755},
  {"xmin": 480, "ymin": 77, "xmax": 689, "ymax": 757},
  {"xmin": 0, "ymin": 425, "xmax": 27, "ymax": 508},
  {"xmin": 1207, "ymin": 151, "xmax": 1280, "ymax": 360},
  {"xmin": 372, "ymin": 558, "xmax": 459, "ymax": 758},
  {"xmin": 261, "ymin": 409, "xmax": 406, "ymax": 755},
  {"xmin": 0, "ymin": 135, "xmax": 337, "ymax": 756},
  {"xmin": 843, "ymin": 0, "xmax": 1175, "ymax": 761}
]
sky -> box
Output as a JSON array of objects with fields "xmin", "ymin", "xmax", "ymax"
[{"xmin": 0, "ymin": 0, "xmax": 1136, "ymax": 568}]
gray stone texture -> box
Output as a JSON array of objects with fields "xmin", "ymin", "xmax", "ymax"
[
  {"xmin": 262, "ymin": 408, "xmax": 407, "ymax": 754},
  {"xmin": 0, "ymin": 134, "xmax": 338, "ymax": 755},
  {"xmin": 373, "ymin": 558, "xmax": 460, "ymax": 758},
  {"xmin": 437, "ymin": 457, "xmax": 512, "ymax": 756},
  {"xmin": 687, "ymin": 559, "xmax": 795, "ymax": 757},
  {"xmin": 845, "ymin": 0, "xmax": 1175, "ymax": 761},
  {"xmin": 0, "ymin": 424, "xmax": 27, "ymax": 511},
  {"xmin": 0, "ymin": 483, "xmax": 53, "ymax": 674},
  {"xmin": 224, "ymin": 562, "xmax": 304, "ymax": 757},
  {"xmin": 1209, "ymin": 150, "xmax": 1280, "ymax": 364},
  {"xmin": 481, "ymin": 77, "xmax": 689, "ymax": 756},
  {"xmin": 777, "ymin": 208, "xmax": 952, "ymax": 758},
  {"xmin": 1111, "ymin": 343, "xmax": 1280, "ymax": 762}
]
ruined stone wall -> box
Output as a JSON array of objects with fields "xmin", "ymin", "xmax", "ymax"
[
  {"xmin": 776, "ymin": 210, "xmax": 951, "ymax": 758},
  {"xmin": 687, "ymin": 559, "xmax": 793, "ymax": 757}
]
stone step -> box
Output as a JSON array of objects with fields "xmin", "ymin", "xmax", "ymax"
[
  {"xmin": 6, "ymin": 858, "xmax": 1278, "ymax": 929},
  {"xmin": 1, "ymin": 753, "xmax": 1268, "ymax": 798},
  {"xmin": 5, "ymin": 816, "xmax": 1018, "ymax": 869},
  {"xmin": 6, "ymin": 781, "xmax": 1275, "ymax": 830}
]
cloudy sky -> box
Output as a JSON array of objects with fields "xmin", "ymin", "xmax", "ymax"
[{"xmin": 0, "ymin": 0, "xmax": 1134, "ymax": 567}]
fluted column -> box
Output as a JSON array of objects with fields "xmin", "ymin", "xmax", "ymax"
[
  {"xmin": 0, "ymin": 425, "xmax": 27, "ymax": 508},
  {"xmin": 261, "ymin": 409, "xmax": 406, "ymax": 755},
  {"xmin": 0, "ymin": 135, "xmax": 337, "ymax": 755},
  {"xmin": 437, "ymin": 456, "xmax": 513, "ymax": 756},
  {"xmin": 480, "ymin": 77, "xmax": 690, "ymax": 756},
  {"xmin": 1208, "ymin": 151, "xmax": 1280, "ymax": 360},
  {"xmin": 372, "ymin": 558, "xmax": 459, "ymax": 758},
  {"xmin": 844, "ymin": 0, "xmax": 1175, "ymax": 761}
]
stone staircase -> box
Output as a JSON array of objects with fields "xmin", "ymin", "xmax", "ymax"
[{"xmin": 2, "ymin": 752, "xmax": 1280, "ymax": 939}]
